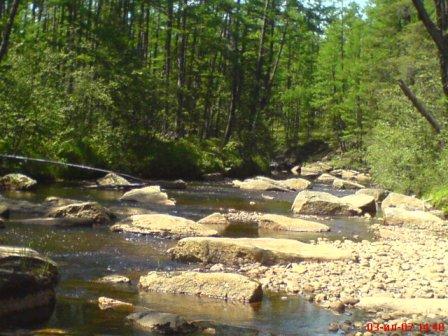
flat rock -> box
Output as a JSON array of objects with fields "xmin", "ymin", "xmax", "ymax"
[
  {"xmin": 355, "ymin": 188, "xmax": 388, "ymax": 202},
  {"xmin": 111, "ymin": 214, "xmax": 218, "ymax": 238},
  {"xmin": 98, "ymin": 296, "xmax": 133, "ymax": 310},
  {"xmin": 316, "ymin": 173, "xmax": 336, "ymax": 184},
  {"xmin": 46, "ymin": 202, "xmax": 113, "ymax": 225},
  {"xmin": 97, "ymin": 173, "xmax": 131, "ymax": 187},
  {"xmin": 292, "ymin": 190, "xmax": 361, "ymax": 216},
  {"xmin": 139, "ymin": 271, "xmax": 263, "ymax": 303},
  {"xmin": 169, "ymin": 237, "xmax": 355, "ymax": 266},
  {"xmin": 381, "ymin": 192, "xmax": 432, "ymax": 211},
  {"xmin": 0, "ymin": 173, "xmax": 37, "ymax": 190},
  {"xmin": 232, "ymin": 177, "xmax": 289, "ymax": 191},
  {"xmin": 341, "ymin": 194, "xmax": 376, "ymax": 216},
  {"xmin": 358, "ymin": 297, "xmax": 448, "ymax": 315},
  {"xmin": 120, "ymin": 186, "xmax": 175, "ymax": 206},
  {"xmin": 198, "ymin": 212, "xmax": 329, "ymax": 232},
  {"xmin": 127, "ymin": 311, "xmax": 198, "ymax": 334},
  {"xmin": 258, "ymin": 214, "xmax": 330, "ymax": 232},
  {"xmin": 277, "ymin": 178, "xmax": 312, "ymax": 190},
  {"xmin": 332, "ymin": 178, "xmax": 364, "ymax": 190},
  {"xmin": 383, "ymin": 207, "xmax": 446, "ymax": 230}
]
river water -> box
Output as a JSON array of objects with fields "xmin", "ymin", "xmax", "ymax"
[{"xmin": 1, "ymin": 181, "xmax": 373, "ymax": 335}]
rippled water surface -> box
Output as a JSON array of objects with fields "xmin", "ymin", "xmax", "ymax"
[{"xmin": 1, "ymin": 180, "xmax": 372, "ymax": 335}]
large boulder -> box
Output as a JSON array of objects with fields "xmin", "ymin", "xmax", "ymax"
[
  {"xmin": 355, "ymin": 188, "xmax": 388, "ymax": 202},
  {"xmin": 381, "ymin": 192, "xmax": 432, "ymax": 212},
  {"xmin": 341, "ymin": 194, "xmax": 376, "ymax": 216},
  {"xmin": 97, "ymin": 173, "xmax": 131, "ymax": 187},
  {"xmin": 139, "ymin": 271, "xmax": 263, "ymax": 303},
  {"xmin": 383, "ymin": 207, "xmax": 446, "ymax": 230},
  {"xmin": 291, "ymin": 191, "xmax": 361, "ymax": 216},
  {"xmin": 198, "ymin": 212, "xmax": 329, "ymax": 232},
  {"xmin": 111, "ymin": 214, "xmax": 218, "ymax": 239},
  {"xmin": 120, "ymin": 186, "xmax": 175, "ymax": 206},
  {"xmin": 169, "ymin": 237, "xmax": 355, "ymax": 266},
  {"xmin": 46, "ymin": 201, "xmax": 114, "ymax": 225},
  {"xmin": 332, "ymin": 178, "xmax": 364, "ymax": 190},
  {"xmin": 0, "ymin": 173, "xmax": 37, "ymax": 190},
  {"xmin": 127, "ymin": 311, "xmax": 198, "ymax": 335},
  {"xmin": 0, "ymin": 246, "xmax": 58, "ymax": 327}
]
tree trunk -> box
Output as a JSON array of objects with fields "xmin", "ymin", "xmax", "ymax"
[{"xmin": 0, "ymin": 0, "xmax": 20, "ymax": 63}]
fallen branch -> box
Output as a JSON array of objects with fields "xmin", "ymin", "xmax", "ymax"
[
  {"xmin": 0, "ymin": 154, "xmax": 146, "ymax": 182},
  {"xmin": 397, "ymin": 79, "xmax": 442, "ymax": 133}
]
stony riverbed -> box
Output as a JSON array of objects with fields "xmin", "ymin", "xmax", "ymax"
[{"xmin": 0, "ymin": 167, "xmax": 447, "ymax": 335}]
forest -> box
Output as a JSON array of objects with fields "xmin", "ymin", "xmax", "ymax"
[{"xmin": 1, "ymin": 0, "xmax": 448, "ymax": 209}]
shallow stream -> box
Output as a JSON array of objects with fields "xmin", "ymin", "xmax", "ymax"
[{"xmin": 1, "ymin": 181, "xmax": 374, "ymax": 335}]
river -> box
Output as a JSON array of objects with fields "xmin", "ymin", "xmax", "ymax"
[{"xmin": 1, "ymin": 181, "xmax": 373, "ymax": 335}]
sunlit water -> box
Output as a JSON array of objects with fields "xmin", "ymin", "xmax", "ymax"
[{"xmin": 0, "ymin": 180, "xmax": 373, "ymax": 335}]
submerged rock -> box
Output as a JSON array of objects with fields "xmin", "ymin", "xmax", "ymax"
[
  {"xmin": 381, "ymin": 192, "xmax": 432, "ymax": 212},
  {"xmin": 120, "ymin": 186, "xmax": 175, "ymax": 206},
  {"xmin": 258, "ymin": 214, "xmax": 330, "ymax": 232},
  {"xmin": 47, "ymin": 201, "xmax": 114, "ymax": 225},
  {"xmin": 0, "ymin": 173, "xmax": 37, "ymax": 190},
  {"xmin": 98, "ymin": 296, "xmax": 133, "ymax": 310},
  {"xmin": 111, "ymin": 214, "xmax": 218, "ymax": 238},
  {"xmin": 291, "ymin": 190, "xmax": 361, "ymax": 216},
  {"xmin": 44, "ymin": 196, "xmax": 80, "ymax": 207},
  {"xmin": 169, "ymin": 237, "xmax": 355, "ymax": 266},
  {"xmin": 138, "ymin": 271, "xmax": 263, "ymax": 303},
  {"xmin": 97, "ymin": 173, "xmax": 131, "ymax": 187},
  {"xmin": 0, "ymin": 246, "xmax": 58, "ymax": 327},
  {"xmin": 198, "ymin": 212, "xmax": 329, "ymax": 232},
  {"xmin": 355, "ymin": 188, "xmax": 388, "ymax": 202},
  {"xmin": 341, "ymin": 194, "xmax": 376, "ymax": 216},
  {"xmin": 10, "ymin": 217, "xmax": 96, "ymax": 227},
  {"xmin": 159, "ymin": 179, "xmax": 187, "ymax": 190},
  {"xmin": 127, "ymin": 311, "xmax": 199, "ymax": 335},
  {"xmin": 96, "ymin": 274, "xmax": 130, "ymax": 284}
]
